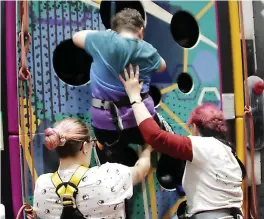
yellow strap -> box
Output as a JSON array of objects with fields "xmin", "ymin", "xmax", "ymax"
[
  {"xmin": 51, "ymin": 171, "xmax": 63, "ymax": 188},
  {"xmin": 51, "ymin": 166, "xmax": 88, "ymax": 199},
  {"xmin": 68, "ymin": 166, "xmax": 88, "ymax": 186},
  {"xmin": 51, "ymin": 171, "xmax": 66, "ymax": 196}
]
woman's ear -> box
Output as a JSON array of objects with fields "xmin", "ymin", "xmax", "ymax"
[{"xmin": 82, "ymin": 141, "xmax": 89, "ymax": 154}]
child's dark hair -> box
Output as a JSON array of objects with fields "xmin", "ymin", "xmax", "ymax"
[
  {"xmin": 111, "ymin": 8, "xmax": 144, "ymax": 33},
  {"xmin": 188, "ymin": 103, "xmax": 246, "ymax": 179},
  {"xmin": 44, "ymin": 118, "xmax": 90, "ymax": 158}
]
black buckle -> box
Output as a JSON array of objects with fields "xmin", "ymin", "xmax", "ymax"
[
  {"xmin": 230, "ymin": 208, "xmax": 243, "ymax": 219},
  {"xmin": 61, "ymin": 195, "xmax": 76, "ymax": 208},
  {"xmin": 99, "ymin": 100, "xmax": 106, "ymax": 110}
]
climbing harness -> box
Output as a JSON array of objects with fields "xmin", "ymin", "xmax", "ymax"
[
  {"xmin": 188, "ymin": 208, "xmax": 243, "ymax": 219},
  {"xmin": 239, "ymin": 1, "xmax": 258, "ymax": 218},
  {"xmin": 51, "ymin": 166, "xmax": 89, "ymax": 219},
  {"xmin": 91, "ymin": 93, "xmax": 149, "ymax": 147},
  {"xmin": 16, "ymin": 1, "xmax": 36, "ymax": 218}
]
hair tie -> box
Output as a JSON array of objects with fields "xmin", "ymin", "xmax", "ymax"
[{"xmin": 53, "ymin": 128, "xmax": 66, "ymax": 146}]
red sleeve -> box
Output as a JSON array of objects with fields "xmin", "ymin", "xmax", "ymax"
[{"xmin": 139, "ymin": 118, "xmax": 193, "ymax": 161}]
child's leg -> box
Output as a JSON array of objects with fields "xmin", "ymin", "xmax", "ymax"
[
  {"xmin": 92, "ymin": 113, "xmax": 163, "ymax": 166},
  {"xmin": 93, "ymin": 127, "xmax": 139, "ymax": 166},
  {"xmin": 95, "ymin": 142, "xmax": 138, "ymax": 166},
  {"xmin": 93, "ymin": 127, "xmax": 121, "ymax": 148}
]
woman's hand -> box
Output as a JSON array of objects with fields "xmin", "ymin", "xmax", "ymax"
[{"xmin": 119, "ymin": 64, "xmax": 144, "ymax": 103}]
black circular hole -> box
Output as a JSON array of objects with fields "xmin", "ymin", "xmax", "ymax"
[
  {"xmin": 170, "ymin": 11, "xmax": 199, "ymax": 48},
  {"xmin": 53, "ymin": 39, "xmax": 93, "ymax": 86},
  {"xmin": 100, "ymin": 0, "xmax": 146, "ymax": 30},
  {"xmin": 156, "ymin": 154, "xmax": 185, "ymax": 190},
  {"xmin": 177, "ymin": 73, "xmax": 193, "ymax": 93},
  {"xmin": 149, "ymin": 85, "xmax": 162, "ymax": 108}
]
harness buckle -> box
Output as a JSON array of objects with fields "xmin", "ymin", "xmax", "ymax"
[
  {"xmin": 60, "ymin": 194, "xmax": 76, "ymax": 208},
  {"xmin": 99, "ymin": 100, "xmax": 107, "ymax": 110}
]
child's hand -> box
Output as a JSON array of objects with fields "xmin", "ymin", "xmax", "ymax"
[{"xmin": 119, "ymin": 64, "xmax": 143, "ymax": 102}]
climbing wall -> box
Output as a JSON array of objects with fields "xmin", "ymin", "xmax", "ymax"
[{"xmin": 17, "ymin": 1, "xmax": 221, "ymax": 218}]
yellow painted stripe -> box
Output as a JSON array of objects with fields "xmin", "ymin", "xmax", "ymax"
[
  {"xmin": 19, "ymin": 96, "xmax": 40, "ymax": 182},
  {"xmin": 163, "ymin": 197, "xmax": 186, "ymax": 219},
  {"xmin": 183, "ymin": 49, "xmax": 188, "ymax": 73},
  {"xmin": 196, "ymin": 0, "xmax": 214, "ymax": 20},
  {"xmin": 138, "ymin": 147, "xmax": 150, "ymax": 219},
  {"xmin": 160, "ymin": 102, "xmax": 192, "ymax": 135},
  {"xmin": 20, "ymin": 100, "xmax": 40, "ymax": 135},
  {"xmin": 161, "ymin": 84, "xmax": 178, "ymax": 95},
  {"xmin": 148, "ymin": 168, "xmax": 158, "ymax": 219},
  {"xmin": 19, "ymin": 126, "xmax": 38, "ymax": 181}
]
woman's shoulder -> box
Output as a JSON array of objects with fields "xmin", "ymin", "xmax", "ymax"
[
  {"xmin": 83, "ymin": 163, "xmax": 132, "ymax": 190},
  {"xmin": 187, "ymin": 136, "xmax": 226, "ymax": 165},
  {"xmin": 89, "ymin": 162, "xmax": 131, "ymax": 176},
  {"xmin": 34, "ymin": 173, "xmax": 54, "ymax": 191},
  {"xmin": 36, "ymin": 173, "xmax": 53, "ymax": 182},
  {"xmin": 188, "ymin": 136, "xmax": 219, "ymax": 147}
]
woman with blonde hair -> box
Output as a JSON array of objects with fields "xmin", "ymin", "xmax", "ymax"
[{"xmin": 33, "ymin": 117, "xmax": 152, "ymax": 219}]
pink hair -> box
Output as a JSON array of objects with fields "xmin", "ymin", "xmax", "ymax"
[
  {"xmin": 44, "ymin": 117, "xmax": 90, "ymax": 150},
  {"xmin": 187, "ymin": 103, "xmax": 228, "ymax": 133}
]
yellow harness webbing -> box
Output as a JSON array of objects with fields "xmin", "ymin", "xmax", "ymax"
[{"xmin": 51, "ymin": 166, "xmax": 88, "ymax": 207}]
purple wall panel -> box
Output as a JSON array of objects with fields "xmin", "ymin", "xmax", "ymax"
[
  {"xmin": 8, "ymin": 136, "xmax": 22, "ymax": 217},
  {"xmin": 6, "ymin": 1, "xmax": 18, "ymax": 135},
  {"xmin": 6, "ymin": 1, "xmax": 21, "ymax": 217}
]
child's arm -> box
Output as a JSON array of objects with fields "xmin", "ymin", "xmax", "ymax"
[
  {"xmin": 72, "ymin": 30, "xmax": 98, "ymax": 49},
  {"xmin": 144, "ymin": 42, "xmax": 166, "ymax": 73},
  {"xmin": 157, "ymin": 57, "xmax": 166, "ymax": 72}
]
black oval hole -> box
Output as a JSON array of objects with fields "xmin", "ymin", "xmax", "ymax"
[
  {"xmin": 177, "ymin": 73, "xmax": 193, "ymax": 93},
  {"xmin": 156, "ymin": 154, "xmax": 185, "ymax": 190},
  {"xmin": 149, "ymin": 85, "xmax": 161, "ymax": 108},
  {"xmin": 53, "ymin": 39, "xmax": 93, "ymax": 86},
  {"xmin": 100, "ymin": 0, "xmax": 146, "ymax": 30},
  {"xmin": 170, "ymin": 11, "xmax": 199, "ymax": 48}
]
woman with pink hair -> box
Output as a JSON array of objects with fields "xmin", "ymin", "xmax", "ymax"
[
  {"xmin": 120, "ymin": 65, "xmax": 246, "ymax": 219},
  {"xmin": 33, "ymin": 117, "xmax": 152, "ymax": 219}
]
